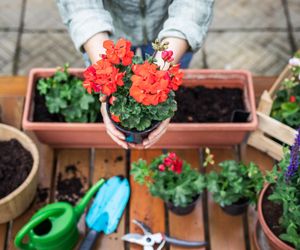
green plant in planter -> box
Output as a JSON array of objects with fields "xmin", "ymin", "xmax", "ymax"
[
  {"xmin": 265, "ymin": 129, "xmax": 300, "ymax": 249},
  {"xmin": 131, "ymin": 152, "xmax": 205, "ymax": 207},
  {"xmin": 206, "ymin": 160, "xmax": 264, "ymax": 207},
  {"xmin": 37, "ymin": 64, "xmax": 100, "ymax": 122},
  {"xmin": 271, "ymin": 52, "xmax": 300, "ymax": 128}
]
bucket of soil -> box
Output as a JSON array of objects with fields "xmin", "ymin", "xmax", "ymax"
[
  {"xmin": 221, "ymin": 198, "xmax": 249, "ymax": 216},
  {"xmin": 258, "ymin": 184, "xmax": 295, "ymax": 250},
  {"xmin": 106, "ymin": 102, "xmax": 161, "ymax": 144},
  {"xmin": 0, "ymin": 124, "xmax": 39, "ymax": 223},
  {"xmin": 165, "ymin": 195, "xmax": 200, "ymax": 216}
]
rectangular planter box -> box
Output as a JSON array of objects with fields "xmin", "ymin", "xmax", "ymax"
[
  {"xmin": 22, "ymin": 68, "xmax": 257, "ymax": 148},
  {"xmin": 248, "ymin": 65, "xmax": 297, "ymax": 161}
]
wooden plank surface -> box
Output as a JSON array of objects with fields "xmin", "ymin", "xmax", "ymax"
[
  {"xmin": 129, "ymin": 149, "xmax": 165, "ymax": 250},
  {"xmin": 92, "ymin": 149, "xmax": 126, "ymax": 250},
  {"xmin": 0, "ymin": 224, "xmax": 7, "ymax": 250},
  {"xmin": 168, "ymin": 149, "xmax": 205, "ymax": 250},
  {"xmin": 0, "ymin": 76, "xmax": 27, "ymax": 96},
  {"xmin": 0, "ymin": 96, "xmax": 24, "ymax": 129},
  {"xmin": 54, "ymin": 149, "xmax": 90, "ymax": 247},
  {"xmin": 207, "ymin": 148, "xmax": 245, "ymax": 250}
]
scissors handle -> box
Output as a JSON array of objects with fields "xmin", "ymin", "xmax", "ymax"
[{"xmin": 165, "ymin": 235, "xmax": 207, "ymax": 248}]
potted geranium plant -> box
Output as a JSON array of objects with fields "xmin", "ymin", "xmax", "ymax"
[
  {"xmin": 271, "ymin": 53, "xmax": 300, "ymax": 129},
  {"xmin": 83, "ymin": 38, "xmax": 183, "ymax": 144},
  {"xmin": 258, "ymin": 130, "xmax": 300, "ymax": 250},
  {"xmin": 206, "ymin": 160, "xmax": 264, "ymax": 216},
  {"xmin": 131, "ymin": 152, "xmax": 205, "ymax": 215}
]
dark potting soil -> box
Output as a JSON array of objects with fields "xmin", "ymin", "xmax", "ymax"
[
  {"xmin": 172, "ymin": 86, "xmax": 246, "ymax": 123},
  {"xmin": 262, "ymin": 186, "xmax": 294, "ymax": 248},
  {"xmin": 32, "ymin": 83, "xmax": 102, "ymax": 123},
  {"xmin": 0, "ymin": 139, "xmax": 33, "ymax": 199},
  {"xmin": 33, "ymin": 82, "xmax": 245, "ymax": 124},
  {"xmin": 55, "ymin": 164, "xmax": 87, "ymax": 205}
]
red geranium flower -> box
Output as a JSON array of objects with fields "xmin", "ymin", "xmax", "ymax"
[
  {"xmin": 130, "ymin": 62, "xmax": 170, "ymax": 106},
  {"xmin": 163, "ymin": 152, "xmax": 183, "ymax": 174},
  {"xmin": 168, "ymin": 64, "xmax": 184, "ymax": 91},
  {"xmin": 111, "ymin": 114, "xmax": 120, "ymax": 123},
  {"xmin": 83, "ymin": 58, "xmax": 125, "ymax": 96},
  {"xmin": 290, "ymin": 95, "xmax": 296, "ymax": 103},
  {"xmin": 103, "ymin": 38, "xmax": 134, "ymax": 66}
]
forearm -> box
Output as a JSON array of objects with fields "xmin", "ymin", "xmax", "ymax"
[
  {"xmin": 155, "ymin": 37, "xmax": 189, "ymax": 69},
  {"xmin": 83, "ymin": 32, "xmax": 109, "ymax": 64}
]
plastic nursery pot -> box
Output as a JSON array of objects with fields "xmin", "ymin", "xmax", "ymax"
[
  {"xmin": 106, "ymin": 101, "xmax": 161, "ymax": 144},
  {"xmin": 165, "ymin": 195, "xmax": 200, "ymax": 216},
  {"xmin": 257, "ymin": 184, "xmax": 294, "ymax": 250},
  {"xmin": 221, "ymin": 198, "xmax": 249, "ymax": 216}
]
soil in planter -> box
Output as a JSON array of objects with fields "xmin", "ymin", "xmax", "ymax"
[
  {"xmin": 172, "ymin": 86, "xmax": 246, "ymax": 123},
  {"xmin": 55, "ymin": 164, "xmax": 87, "ymax": 205},
  {"xmin": 0, "ymin": 139, "xmax": 33, "ymax": 199},
  {"xmin": 33, "ymin": 84, "xmax": 103, "ymax": 123},
  {"xmin": 262, "ymin": 186, "xmax": 295, "ymax": 248}
]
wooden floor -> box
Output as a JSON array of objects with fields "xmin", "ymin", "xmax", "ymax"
[{"xmin": 0, "ymin": 76, "xmax": 277, "ymax": 250}]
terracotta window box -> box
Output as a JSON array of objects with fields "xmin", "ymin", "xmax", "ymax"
[{"xmin": 22, "ymin": 68, "xmax": 257, "ymax": 148}]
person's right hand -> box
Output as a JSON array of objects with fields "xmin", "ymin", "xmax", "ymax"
[{"xmin": 100, "ymin": 101, "xmax": 129, "ymax": 149}]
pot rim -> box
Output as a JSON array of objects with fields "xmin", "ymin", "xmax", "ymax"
[
  {"xmin": 0, "ymin": 123, "xmax": 39, "ymax": 205},
  {"xmin": 258, "ymin": 183, "xmax": 295, "ymax": 250}
]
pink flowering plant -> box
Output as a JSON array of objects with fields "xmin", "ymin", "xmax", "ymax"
[
  {"xmin": 131, "ymin": 152, "xmax": 205, "ymax": 207},
  {"xmin": 271, "ymin": 52, "xmax": 300, "ymax": 128}
]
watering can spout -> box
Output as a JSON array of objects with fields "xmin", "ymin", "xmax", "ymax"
[{"xmin": 74, "ymin": 179, "xmax": 105, "ymax": 219}]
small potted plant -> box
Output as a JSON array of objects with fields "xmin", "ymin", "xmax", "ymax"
[
  {"xmin": 206, "ymin": 160, "xmax": 264, "ymax": 216},
  {"xmin": 131, "ymin": 152, "xmax": 205, "ymax": 215},
  {"xmin": 258, "ymin": 130, "xmax": 300, "ymax": 250},
  {"xmin": 83, "ymin": 38, "xmax": 183, "ymax": 144}
]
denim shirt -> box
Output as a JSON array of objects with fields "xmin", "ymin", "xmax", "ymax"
[{"xmin": 56, "ymin": 0, "xmax": 214, "ymax": 52}]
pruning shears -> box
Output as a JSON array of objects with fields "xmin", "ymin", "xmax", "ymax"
[{"xmin": 122, "ymin": 220, "xmax": 207, "ymax": 250}]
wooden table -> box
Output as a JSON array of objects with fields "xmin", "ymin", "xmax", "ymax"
[{"xmin": 0, "ymin": 76, "xmax": 277, "ymax": 250}]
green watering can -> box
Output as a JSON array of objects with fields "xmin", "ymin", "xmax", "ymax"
[{"xmin": 14, "ymin": 179, "xmax": 105, "ymax": 250}]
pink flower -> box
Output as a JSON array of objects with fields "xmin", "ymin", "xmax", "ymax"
[
  {"xmin": 162, "ymin": 50, "xmax": 174, "ymax": 62},
  {"xmin": 158, "ymin": 164, "xmax": 165, "ymax": 171}
]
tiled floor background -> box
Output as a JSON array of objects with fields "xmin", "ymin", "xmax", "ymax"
[{"xmin": 0, "ymin": 0, "xmax": 299, "ymax": 76}]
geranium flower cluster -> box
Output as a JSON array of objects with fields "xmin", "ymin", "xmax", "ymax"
[
  {"xmin": 158, "ymin": 152, "xmax": 183, "ymax": 174},
  {"xmin": 83, "ymin": 38, "xmax": 183, "ymax": 131},
  {"xmin": 83, "ymin": 38, "xmax": 183, "ymax": 106}
]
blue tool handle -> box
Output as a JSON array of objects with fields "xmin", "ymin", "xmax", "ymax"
[
  {"xmin": 79, "ymin": 230, "xmax": 99, "ymax": 250},
  {"xmin": 165, "ymin": 235, "xmax": 207, "ymax": 248}
]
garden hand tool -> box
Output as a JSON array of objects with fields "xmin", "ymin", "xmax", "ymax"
[
  {"xmin": 79, "ymin": 176, "xmax": 130, "ymax": 250},
  {"xmin": 122, "ymin": 220, "xmax": 207, "ymax": 250},
  {"xmin": 14, "ymin": 179, "xmax": 105, "ymax": 250}
]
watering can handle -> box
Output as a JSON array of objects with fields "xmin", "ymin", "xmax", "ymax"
[{"xmin": 14, "ymin": 209, "xmax": 62, "ymax": 250}]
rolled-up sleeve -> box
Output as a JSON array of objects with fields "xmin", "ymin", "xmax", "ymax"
[
  {"xmin": 158, "ymin": 0, "xmax": 214, "ymax": 52},
  {"xmin": 56, "ymin": 0, "xmax": 114, "ymax": 52}
]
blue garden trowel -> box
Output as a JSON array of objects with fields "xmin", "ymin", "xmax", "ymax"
[{"xmin": 79, "ymin": 176, "xmax": 130, "ymax": 250}]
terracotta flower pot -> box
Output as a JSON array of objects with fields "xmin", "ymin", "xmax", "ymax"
[
  {"xmin": 0, "ymin": 124, "xmax": 39, "ymax": 223},
  {"xmin": 257, "ymin": 184, "xmax": 295, "ymax": 250},
  {"xmin": 22, "ymin": 68, "xmax": 257, "ymax": 148}
]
